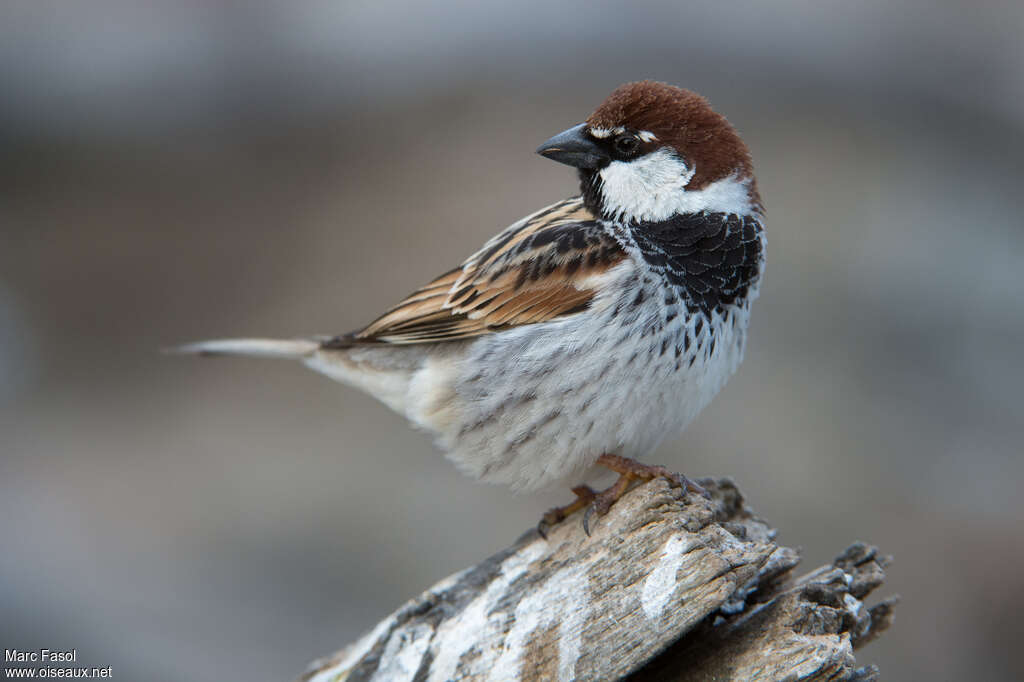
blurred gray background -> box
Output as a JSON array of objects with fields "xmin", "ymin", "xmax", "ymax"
[{"xmin": 2, "ymin": 1, "xmax": 1023, "ymax": 680}]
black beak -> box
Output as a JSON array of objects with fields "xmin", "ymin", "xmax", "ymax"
[{"xmin": 536, "ymin": 123, "xmax": 609, "ymax": 169}]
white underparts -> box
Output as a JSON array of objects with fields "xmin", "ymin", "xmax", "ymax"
[{"xmin": 598, "ymin": 148, "xmax": 753, "ymax": 223}]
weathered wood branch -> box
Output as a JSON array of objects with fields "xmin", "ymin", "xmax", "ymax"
[{"xmin": 298, "ymin": 478, "xmax": 896, "ymax": 682}]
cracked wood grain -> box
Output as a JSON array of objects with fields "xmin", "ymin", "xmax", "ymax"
[{"xmin": 297, "ymin": 478, "xmax": 895, "ymax": 682}]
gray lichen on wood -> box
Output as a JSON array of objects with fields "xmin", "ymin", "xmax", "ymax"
[{"xmin": 298, "ymin": 478, "xmax": 895, "ymax": 682}]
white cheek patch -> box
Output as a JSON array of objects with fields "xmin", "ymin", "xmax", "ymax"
[
  {"xmin": 598, "ymin": 148, "xmax": 696, "ymax": 222},
  {"xmin": 597, "ymin": 148, "xmax": 755, "ymax": 222}
]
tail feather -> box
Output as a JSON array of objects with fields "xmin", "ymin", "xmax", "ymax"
[{"xmin": 167, "ymin": 338, "xmax": 321, "ymax": 359}]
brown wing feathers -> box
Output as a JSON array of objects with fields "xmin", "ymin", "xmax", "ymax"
[{"xmin": 329, "ymin": 198, "xmax": 625, "ymax": 346}]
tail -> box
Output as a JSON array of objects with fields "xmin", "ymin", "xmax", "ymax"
[{"xmin": 167, "ymin": 337, "xmax": 322, "ymax": 359}]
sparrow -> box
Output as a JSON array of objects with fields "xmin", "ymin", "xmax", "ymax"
[{"xmin": 176, "ymin": 81, "xmax": 765, "ymax": 535}]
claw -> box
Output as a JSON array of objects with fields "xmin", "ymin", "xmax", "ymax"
[
  {"xmin": 680, "ymin": 475, "xmax": 712, "ymax": 500},
  {"xmin": 537, "ymin": 519, "xmax": 550, "ymax": 540},
  {"xmin": 582, "ymin": 505, "xmax": 596, "ymax": 536}
]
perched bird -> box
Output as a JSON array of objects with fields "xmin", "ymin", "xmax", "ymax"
[{"xmin": 176, "ymin": 81, "xmax": 765, "ymax": 534}]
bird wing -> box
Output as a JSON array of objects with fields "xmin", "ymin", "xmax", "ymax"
[{"xmin": 326, "ymin": 197, "xmax": 627, "ymax": 346}]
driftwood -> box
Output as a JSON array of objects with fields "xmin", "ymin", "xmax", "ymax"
[{"xmin": 298, "ymin": 478, "xmax": 896, "ymax": 682}]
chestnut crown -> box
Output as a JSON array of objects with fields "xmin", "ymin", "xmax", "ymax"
[{"xmin": 585, "ymin": 81, "xmax": 755, "ymax": 192}]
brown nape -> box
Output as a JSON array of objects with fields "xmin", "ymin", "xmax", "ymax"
[{"xmin": 587, "ymin": 81, "xmax": 762, "ymax": 208}]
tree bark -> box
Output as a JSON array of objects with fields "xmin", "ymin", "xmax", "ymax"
[{"xmin": 297, "ymin": 478, "xmax": 896, "ymax": 682}]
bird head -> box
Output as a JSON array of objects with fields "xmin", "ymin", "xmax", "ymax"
[{"xmin": 537, "ymin": 81, "xmax": 761, "ymax": 223}]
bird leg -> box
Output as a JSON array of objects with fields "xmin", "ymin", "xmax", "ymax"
[
  {"xmin": 582, "ymin": 454, "xmax": 710, "ymax": 535},
  {"xmin": 537, "ymin": 485, "xmax": 597, "ymax": 538}
]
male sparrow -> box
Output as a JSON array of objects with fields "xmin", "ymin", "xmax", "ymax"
[{"xmin": 177, "ymin": 81, "xmax": 765, "ymax": 534}]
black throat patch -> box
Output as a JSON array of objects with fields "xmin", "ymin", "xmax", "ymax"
[
  {"xmin": 579, "ymin": 170, "xmax": 605, "ymax": 218},
  {"xmin": 630, "ymin": 212, "xmax": 764, "ymax": 316}
]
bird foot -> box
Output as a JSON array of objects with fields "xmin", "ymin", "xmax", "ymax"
[
  {"xmin": 537, "ymin": 454, "xmax": 711, "ymax": 539},
  {"xmin": 583, "ymin": 455, "xmax": 710, "ymax": 534},
  {"xmin": 597, "ymin": 454, "xmax": 711, "ymax": 498}
]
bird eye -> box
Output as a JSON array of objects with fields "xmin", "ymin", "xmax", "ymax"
[{"xmin": 613, "ymin": 134, "xmax": 640, "ymax": 156}]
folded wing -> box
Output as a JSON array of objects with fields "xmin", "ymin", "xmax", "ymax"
[{"xmin": 327, "ymin": 197, "xmax": 626, "ymax": 346}]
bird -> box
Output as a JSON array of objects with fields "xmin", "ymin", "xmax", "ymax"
[{"xmin": 175, "ymin": 80, "xmax": 765, "ymax": 536}]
